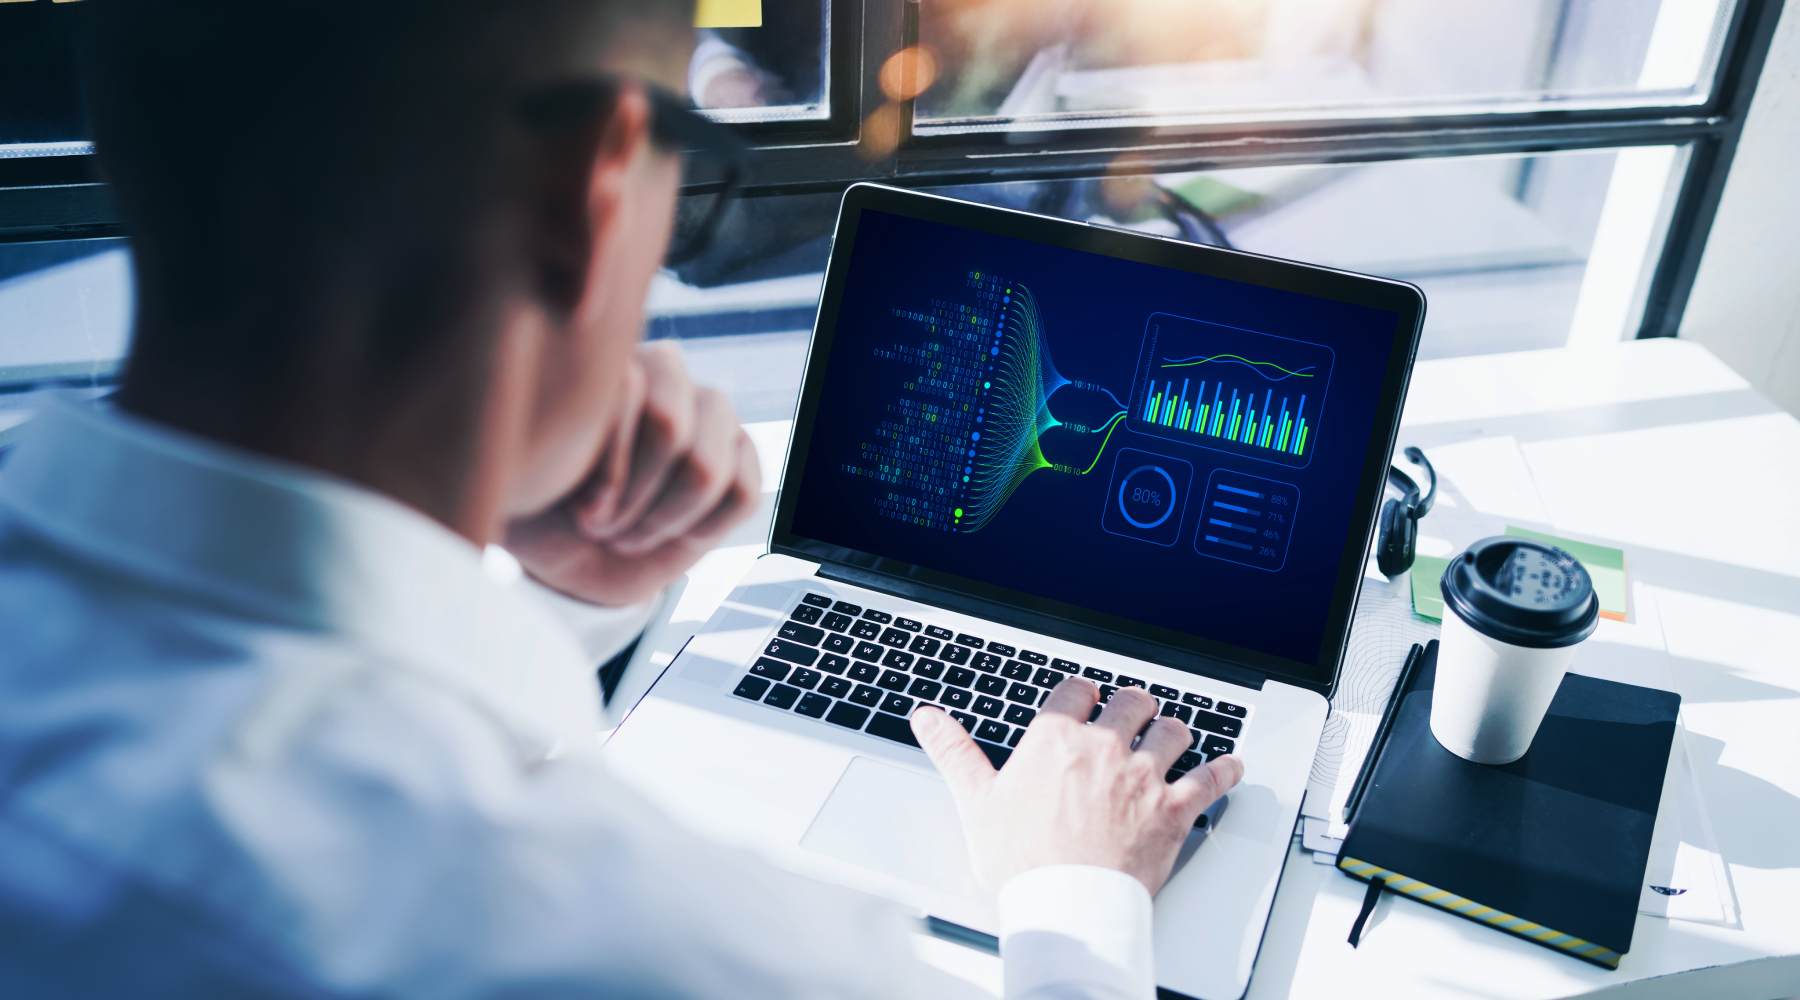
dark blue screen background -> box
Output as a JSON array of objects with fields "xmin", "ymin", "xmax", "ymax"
[{"xmin": 791, "ymin": 209, "xmax": 1400, "ymax": 667}]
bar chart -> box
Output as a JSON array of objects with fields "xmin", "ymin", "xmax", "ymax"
[
  {"xmin": 1194, "ymin": 469, "xmax": 1301, "ymax": 572},
  {"xmin": 1129, "ymin": 313, "xmax": 1334, "ymax": 470}
]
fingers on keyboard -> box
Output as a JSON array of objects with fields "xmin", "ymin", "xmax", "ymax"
[{"xmin": 735, "ymin": 601, "xmax": 1252, "ymax": 774}]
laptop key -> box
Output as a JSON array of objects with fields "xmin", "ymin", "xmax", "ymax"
[
  {"xmin": 733, "ymin": 675, "xmax": 771, "ymax": 701},
  {"xmin": 790, "ymin": 668, "xmax": 821, "ymax": 690},
  {"xmin": 974, "ymin": 675, "xmax": 1006, "ymax": 696},
  {"xmin": 975, "ymin": 720, "xmax": 1010, "ymax": 743},
  {"xmin": 1176, "ymin": 751, "xmax": 1204, "ymax": 770},
  {"xmin": 1083, "ymin": 666, "xmax": 1114, "ymax": 683},
  {"xmin": 986, "ymin": 642, "xmax": 1017, "ymax": 658},
  {"xmin": 821, "ymin": 612, "xmax": 853, "ymax": 633},
  {"xmin": 790, "ymin": 605, "xmax": 823, "ymax": 625},
  {"xmin": 908, "ymin": 635, "xmax": 941, "ymax": 657},
  {"xmin": 877, "ymin": 669, "xmax": 910, "ymax": 692},
  {"xmin": 832, "ymin": 601, "xmax": 862, "ymax": 616},
  {"xmin": 778, "ymin": 622, "xmax": 825, "ymax": 646},
  {"xmin": 826, "ymin": 701, "xmax": 870, "ymax": 730},
  {"xmin": 954, "ymin": 633, "xmax": 985, "ymax": 649},
  {"xmin": 1192, "ymin": 710, "xmax": 1242, "ymax": 738},
  {"xmin": 1201, "ymin": 734, "xmax": 1235, "ymax": 759},
  {"xmin": 1087, "ymin": 704, "xmax": 1102, "ymax": 722},
  {"xmin": 1116, "ymin": 675, "xmax": 1145, "ymax": 688},
  {"xmin": 764, "ymin": 684, "xmax": 801, "ymax": 709},
  {"xmin": 849, "ymin": 684, "xmax": 883, "ymax": 707},
  {"xmin": 822, "ymin": 634, "xmax": 854, "ymax": 654},
  {"xmin": 949, "ymin": 710, "xmax": 978, "ymax": 732},
  {"xmin": 879, "ymin": 628, "xmax": 911, "ymax": 647},
  {"xmin": 973, "ymin": 696, "xmax": 1004, "ymax": 718},
  {"xmin": 1186, "ymin": 729, "xmax": 1202, "ymax": 750},
  {"xmin": 1098, "ymin": 685, "xmax": 1119, "ymax": 703},
  {"xmin": 749, "ymin": 658, "xmax": 791, "ymax": 681},
  {"xmin": 879, "ymin": 693, "xmax": 915, "ymax": 716},
  {"xmin": 941, "ymin": 688, "xmax": 972, "ymax": 709},
  {"xmin": 862, "ymin": 609, "xmax": 893, "ymax": 625},
  {"xmin": 795, "ymin": 692, "xmax": 831, "ymax": 718},
  {"xmin": 1182, "ymin": 692, "xmax": 1214, "ymax": 709},
  {"xmin": 848, "ymin": 662, "xmax": 879, "ymax": 683},
  {"xmin": 1001, "ymin": 660, "xmax": 1032, "ymax": 681},
  {"xmin": 972, "ymin": 652, "xmax": 1003, "ymax": 673},
  {"xmin": 851, "ymin": 620, "xmax": 882, "ymax": 640},
  {"xmin": 895, "ymin": 617, "xmax": 923, "ymax": 632},
  {"xmin": 976, "ymin": 742, "xmax": 1011, "ymax": 769},
  {"xmin": 1032, "ymin": 668, "xmax": 1066, "ymax": 688},
  {"xmin": 944, "ymin": 666, "xmax": 976, "ymax": 688},
  {"xmin": 882, "ymin": 649, "xmax": 915, "ymax": 671},
  {"xmin": 821, "ymin": 677, "xmax": 852, "ymax": 698},
  {"xmin": 1150, "ymin": 684, "xmax": 1180, "ymax": 700},
  {"xmin": 1052, "ymin": 658, "xmax": 1080, "ymax": 673},
  {"xmin": 1018, "ymin": 650, "xmax": 1048, "ymax": 666},
  {"xmin": 1005, "ymin": 682, "xmax": 1035, "ymax": 704},
  {"xmin": 818, "ymin": 654, "xmax": 849, "ymax": 675},
  {"xmin": 925, "ymin": 626, "xmax": 955, "ymax": 641},
  {"xmin": 864, "ymin": 711, "xmax": 921, "ymax": 748},
  {"xmin": 763, "ymin": 639, "xmax": 819, "ymax": 666},
  {"xmin": 911, "ymin": 658, "xmax": 944, "ymax": 680},
  {"xmin": 803, "ymin": 593, "xmax": 834, "ymax": 609},
  {"xmin": 940, "ymin": 644, "xmax": 971, "ymax": 665},
  {"xmin": 1003, "ymin": 704, "xmax": 1036, "ymax": 726},
  {"xmin": 1161, "ymin": 702, "xmax": 1193, "ymax": 723},
  {"xmin": 1008, "ymin": 728, "xmax": 1024, "ymax": 747},
  {"xmin": 909, "ymin": 678, "xmax": 942, "ymax": 700},
  {"xmin": 1217, "ymin": 702, "xmax": 1248, "ymax": 719},
  {"xmin": 851, "ymin": 641, "xmax": 883, "ymax": 662}
]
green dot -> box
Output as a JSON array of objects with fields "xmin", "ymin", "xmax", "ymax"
[{"xmin": 954, "ymin": 508, "xmax": 963, "ymax": 517}]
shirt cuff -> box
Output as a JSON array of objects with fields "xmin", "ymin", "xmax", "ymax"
[
  {"xmin": 519, "ymin": 575, "xmax": 660, "ymax": 669},
  {"xmin": 997, "ymin": 865, "xmax": 1156, "ymax": 1000}
]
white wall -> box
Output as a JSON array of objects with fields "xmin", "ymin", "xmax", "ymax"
[{"xmin": 1680, "ymin": 0, "xmax": 1800, "ymax": 416}]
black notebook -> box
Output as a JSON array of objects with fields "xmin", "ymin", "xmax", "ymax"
[{"xmin": 1336, "ymin": 644, "xmax": 1680, "ymax": 968}]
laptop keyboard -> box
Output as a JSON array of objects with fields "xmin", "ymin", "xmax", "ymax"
[{"xmin": 731, "ymin": 592, "xmax": 1251, "ymax": 776}]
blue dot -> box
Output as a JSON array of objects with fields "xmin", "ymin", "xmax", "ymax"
[
  {"xmin": 968, "ymin": 449, "xmax": 977, "ymax": 456},
  {"xmin": 990, "ymin": 347, "xmax": 999, "ymax": 355},
  {"xmin": 965, "ymin": 466, "xmax": 972, "ymax": 474},
  {"xmin": 976, "ymin": 416, "xmax": 983, "ymax": 423},
  {"xmin": 971, "ymin": 432, "xmax": 979, "ymax": 440},
  {"xmin": 1003, "ymin": 296, "xmax": 1010, "ymax": 303}
]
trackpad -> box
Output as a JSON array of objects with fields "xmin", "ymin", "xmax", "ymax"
[{"xmin": 800, "ymin": 756, "xmax": 986, "ymax": 902}]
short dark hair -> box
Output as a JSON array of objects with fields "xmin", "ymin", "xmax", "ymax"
[{"xmin": 82, "ymin": 0, "xmax": 688, "ymax": 409}]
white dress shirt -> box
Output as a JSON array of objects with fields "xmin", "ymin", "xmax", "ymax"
[{"xmin": 0, "ymin": 398, "xmax": 1156, "ymax": 999}]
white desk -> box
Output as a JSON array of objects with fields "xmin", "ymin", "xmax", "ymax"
[{"xmin": 655, "ymin": 338, "xmax": 1800, "ymax": 999}]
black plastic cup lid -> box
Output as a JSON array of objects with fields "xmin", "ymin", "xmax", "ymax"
[{"xmin": 1439, "ymin": 535, "xmax": 1600, "ymax": 649}]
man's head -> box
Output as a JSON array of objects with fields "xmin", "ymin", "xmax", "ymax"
[{"xmin": 83, "ymin": 0, "xmax": 695, "ymax": 538}]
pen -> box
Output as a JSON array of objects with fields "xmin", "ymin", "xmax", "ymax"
[{"xmin": 1342, "ymin": 642, "xmax": 1425, "ymax": 824}]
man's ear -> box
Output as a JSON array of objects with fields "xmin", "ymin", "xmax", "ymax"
[{"xmin": 522, "ymin": 83, "xmax": 654, "ymax": 320}]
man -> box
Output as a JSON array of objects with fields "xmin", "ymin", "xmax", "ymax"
[{"xmin": 0, "ymin": 1, "xmax": 1242, "ymax": 997}]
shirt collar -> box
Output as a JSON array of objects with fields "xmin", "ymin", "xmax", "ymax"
[{"xmin": 0, "ymin": 396, "xmax": 604, "ymax": 748}]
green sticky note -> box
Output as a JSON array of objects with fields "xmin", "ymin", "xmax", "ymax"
[
  {"xmin": 1410, "ymin": 555, "xmax": 1452, "ymax": 622},
  {"xmin": 1504, "ymin": 526, "xmax": 1628, "ymax": 620}
]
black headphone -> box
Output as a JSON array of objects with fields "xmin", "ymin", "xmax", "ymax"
[{"xmin": 1376, "ymin": 446, "xmax": 1437, "ymax": 578}]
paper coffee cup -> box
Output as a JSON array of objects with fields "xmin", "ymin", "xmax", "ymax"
[{"xmin": 1432, "ymin": 536, "xmax": 1600, "ymax": 765}]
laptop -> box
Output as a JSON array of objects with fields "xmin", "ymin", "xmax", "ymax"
[{"xmin": 604, "ymin": 183, "xmax": 1425, "ymax": 1000}]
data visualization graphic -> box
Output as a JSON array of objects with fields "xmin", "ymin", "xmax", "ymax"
[
  {"xmin": 1130, "ymin": 313, "xmax": 1334, "ymax": 469},
  {"xmin": 1196, "ymin": 469, "xmax": 1301, "ymax": 572},
  {"xmin": 1101, "ymin": 449, "xmax": 1192, "ymax": 547}
]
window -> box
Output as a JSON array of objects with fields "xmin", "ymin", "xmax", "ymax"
[{"xmin": 0, "ymin": 0, "xmax": 1785, "ymax": 418}]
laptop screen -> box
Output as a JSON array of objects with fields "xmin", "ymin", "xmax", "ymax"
[{"xmin": 775, "ymin": 187, "xmax": 1421, "ymax": 692}]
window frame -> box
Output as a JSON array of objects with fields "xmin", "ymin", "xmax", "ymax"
[{"xmin": 0, "ymin": 0, "xmax": 1787, "ymax": 343}]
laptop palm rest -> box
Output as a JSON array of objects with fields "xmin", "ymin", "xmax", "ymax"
[{"xmin": 800, "ymin": 756, "xmax": 986, "ymax": 903}]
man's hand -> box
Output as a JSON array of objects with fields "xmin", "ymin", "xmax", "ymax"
[
  {"xmin": 505, "ymin": 342, "xmax": 760, "ymax": 606},
  {"xmin": 913, "ymin": 679, "xmax": 1243, "ymax": 895}
]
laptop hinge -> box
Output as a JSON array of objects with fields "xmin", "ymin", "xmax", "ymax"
[{"xmin": 818, "ymin": 563, "xmax": 1267, "ymax": 691}]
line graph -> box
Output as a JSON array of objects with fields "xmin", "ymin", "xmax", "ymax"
[{"xmin": 1129, "ymin": 312, "xmax": 1334, "ymax": 470}]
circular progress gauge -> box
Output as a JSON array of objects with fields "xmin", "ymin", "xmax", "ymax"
[{"xmin": 1101, "ymin": 448, "xmax": 1193, "ymax": 547}]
